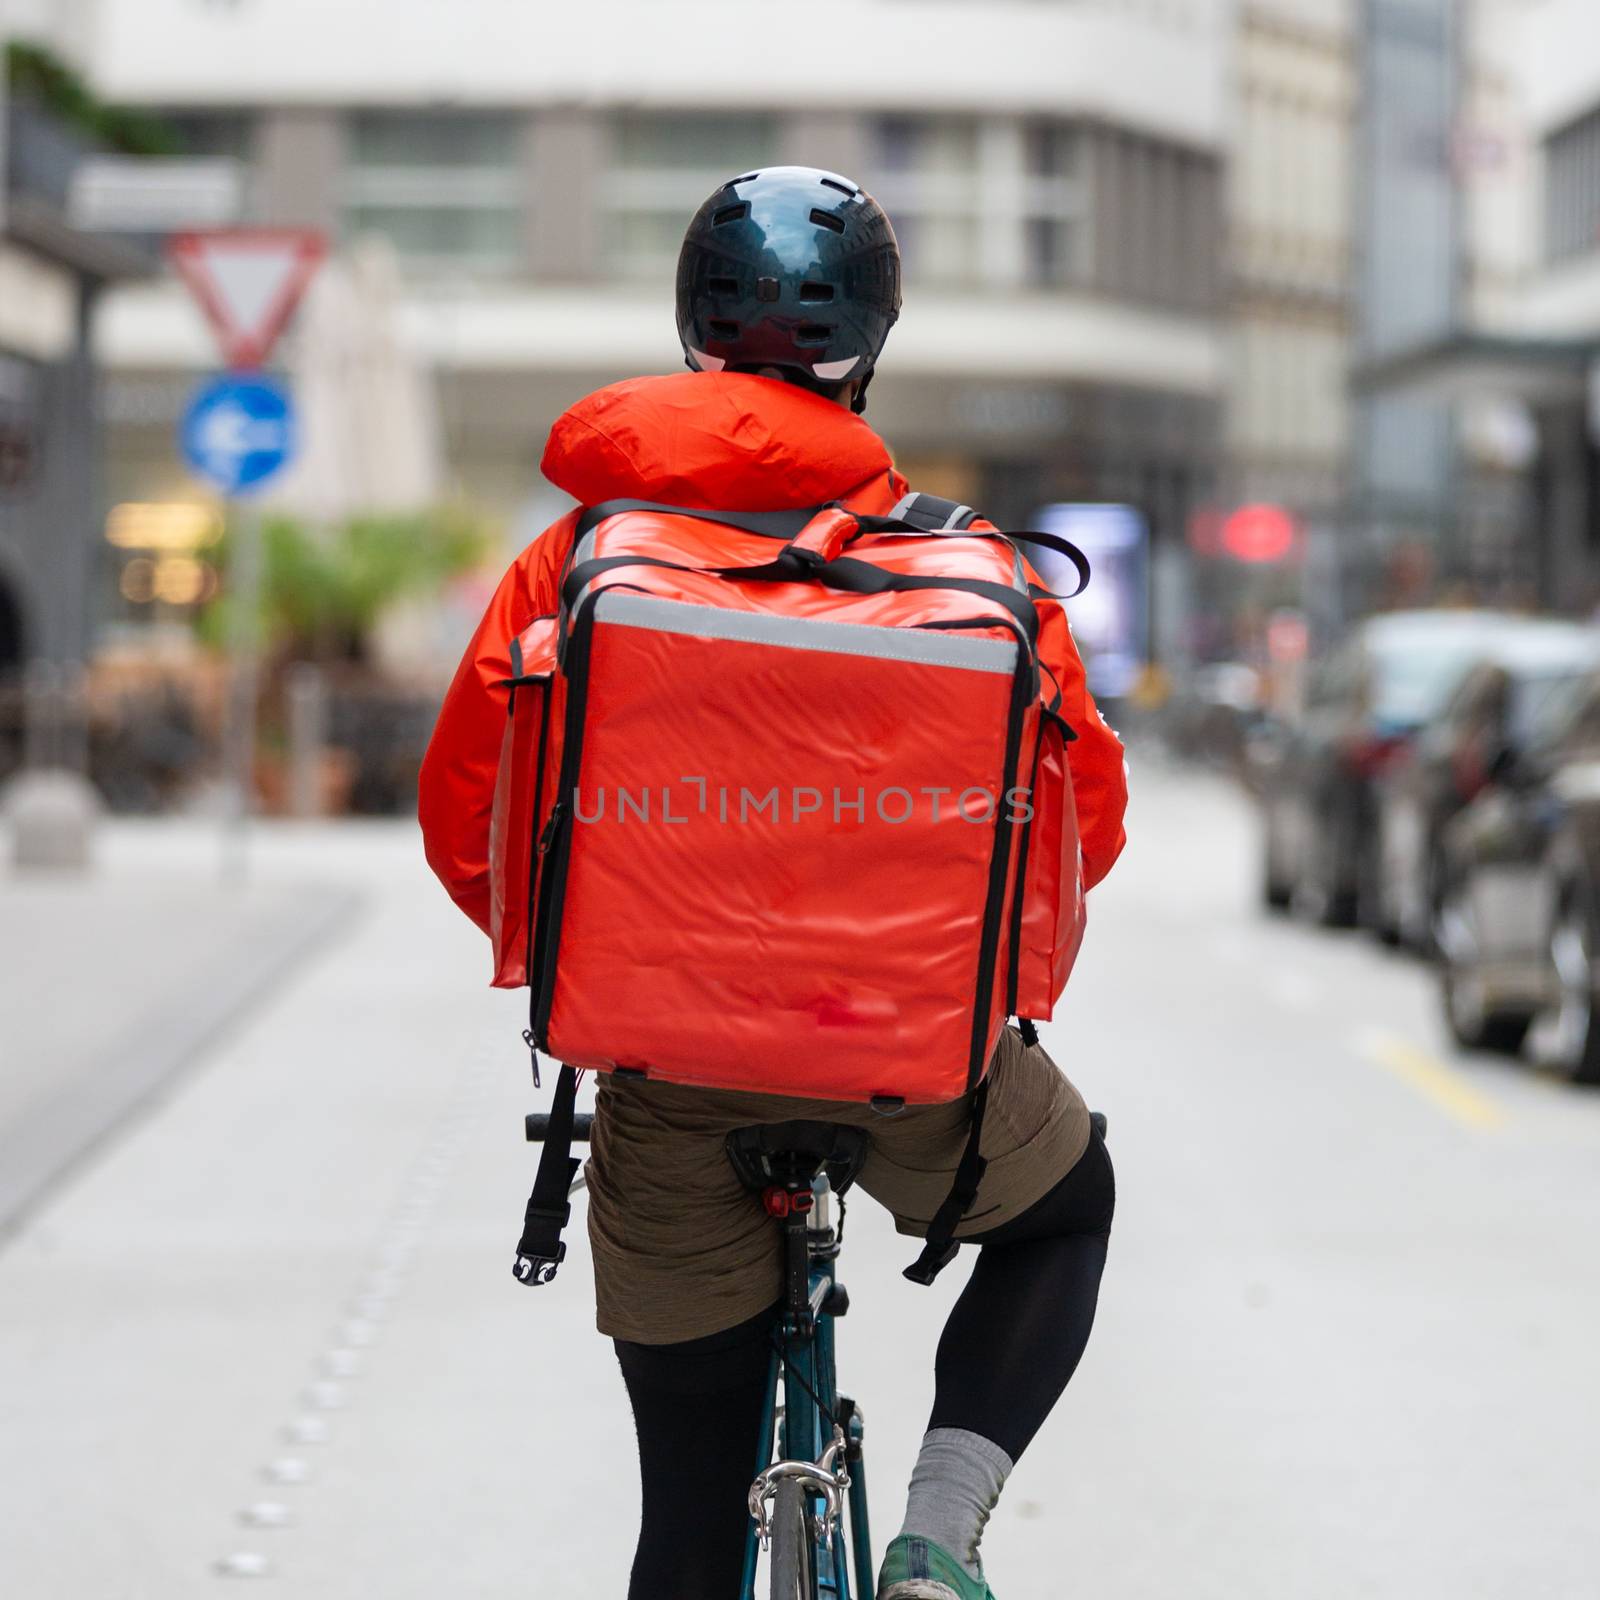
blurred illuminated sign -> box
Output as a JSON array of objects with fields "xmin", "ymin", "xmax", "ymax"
[
  {"xmin": 108, "ymin": 502, "xmax": 223, "ymax": 608},
  {"xmin": 119, "ymin": 555, "xmax": 218, "ymax": 607},
  {"xmin": 1027, "ymin": 504, "xmax": 1148, "ymax": 698},
  {"xmin": 105, "ymin": 501, "xmax": 223, "ymax": 551},
  {"xmin": 1222, "ymin": 503, "xmax": 1299, "ymax": 563},
  {"xmin": 1190, "ymin": 502, "xmax": 1301, "ymax": 564}
]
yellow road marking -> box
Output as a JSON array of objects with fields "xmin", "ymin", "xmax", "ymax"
[{"xmin": 1359, "ymin": 1033, "xmax": 1507, "ymax": 1130}]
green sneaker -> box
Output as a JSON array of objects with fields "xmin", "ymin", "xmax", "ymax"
[{"xmin": 876, "ymin": 1534, "xmax": 996, "ymax": 1600}]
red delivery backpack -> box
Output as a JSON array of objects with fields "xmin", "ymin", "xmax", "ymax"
[{"xmin": 505, "ymin": 491, "xmax": 1089, "ymax": 1286}]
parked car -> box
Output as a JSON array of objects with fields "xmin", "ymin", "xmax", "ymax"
[
  {"xmin": 1434, "ymin": 668, "xmax": 1600, "ymax": 1082},
  {"xmin": 1373, "ymin": 620, "xmax": 1600, "ymax": 949},
  {"xmin": 1165, "ymin": 661, "xmax": 1267, "ymax": 772},
  {"xmin": 1256, "ymin": 611, "xmax": 1547, "ymax": 926}
]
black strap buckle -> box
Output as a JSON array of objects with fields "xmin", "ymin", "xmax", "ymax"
[
  {"xmin": 901, "ymin": 1239, "xmax": 960, "ymax": 1287},
  {"xmin": 780, "ymin": 543, "xmax": 828, "ymax": 574},
  {"xmin": 513, "ymin": 1242, "xmax": 567, "ymax": 1286}
]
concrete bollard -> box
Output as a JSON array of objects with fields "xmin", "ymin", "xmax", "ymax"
[{"xmin": 4, "ymin": 767, "xmax": 101, "ymax": 871}]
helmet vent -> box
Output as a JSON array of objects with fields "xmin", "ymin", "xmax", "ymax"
[
  {"xmin": 798, "ymin": 281, "xmax": 835, "ymax": 302},
  {"xmin": 794, "ymin": 324, "xmax": 832, "ymax": 347},
  {"xmin": 713, "ymin": 202, "xmax": 750, "ymax": 226},
  {"xmin": 810, "ymin": 208, "xmax": 846, "ymax": 234},
  {"xmin": 820, "ymin": 177, "xmax": 857, "ymax": 196},
  {"xmin": 709, "ymin": 319, "xmax": 740, "ymax": 342},
  {"xmin": 708, "ymin": 276, "xmax": 740, "ymax": 295}
]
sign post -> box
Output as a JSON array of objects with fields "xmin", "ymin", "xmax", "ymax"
[
  {"xmin": 168, "ymin": 231, "xmax": 322, "ymax": 880},
  {"xmin": 180, "ymin": 374, "xmax": 298, "ymax": 878}
]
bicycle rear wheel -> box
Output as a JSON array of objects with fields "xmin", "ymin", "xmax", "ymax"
[{"xmin": 769, "ymin": 1477, "xmax": 814, "ymax": 1600}]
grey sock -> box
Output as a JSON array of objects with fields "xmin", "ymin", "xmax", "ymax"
[{"xmin": 897, "ymin": 1427, "xmax": 1014, "ymax": 1582}]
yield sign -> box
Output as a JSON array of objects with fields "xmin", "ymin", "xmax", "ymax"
[{"xmin": 167, "ymin": 229, "xmax": 325, "ymax": 369}]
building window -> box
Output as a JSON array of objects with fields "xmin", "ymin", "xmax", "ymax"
[
  {"xmin": 868, "ymin": 117, "xmax": 982, "ymax": 286},
  {"xmin": 1545, "ymin": 107, "xmax": 1600, "ymax": 266},
  {"xmin": 1092, "ymin": 129, "xmax": 1219, "ymax": 312},
  {"xmin": 1022, "ymin": 123, "xmax": 1090, "ymax": 287},
  {"xmin": 342, "ymin": 111, "xmax": 523, "ymax": 273},
  {"xmin": 163, "ymin": 111, "xmax": 256, "ymax": 163},
  {"xmin": 600, "ymin": 114, "xmax": 779, "ymax": 279}
]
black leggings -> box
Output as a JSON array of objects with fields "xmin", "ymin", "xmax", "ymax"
[{"xmin": 613, "ymin": 1127, "xmax": 1115, "ymax": 1599}]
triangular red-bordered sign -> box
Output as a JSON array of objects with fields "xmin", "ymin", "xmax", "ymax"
[{"xmin": 168, "ymin": 229, "xmax": 325, "ymax": 369}]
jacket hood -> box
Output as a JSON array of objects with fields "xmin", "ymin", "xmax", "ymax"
[{"xmin": 541, "ymin": 372, "xmax": 894, "ymax": 511}]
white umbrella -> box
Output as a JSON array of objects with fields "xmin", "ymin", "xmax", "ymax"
[{"xmin": 271, "ymin": 236, "xmax": 443, "ymax": 520}]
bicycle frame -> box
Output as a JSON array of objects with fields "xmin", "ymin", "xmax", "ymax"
[{"xmin": 740, "ymin": 1176, "xmax": 874, "ymax": 1600}]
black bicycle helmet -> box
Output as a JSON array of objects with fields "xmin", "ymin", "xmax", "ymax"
[{"xmin": 676, "ymin": 166, "xmax": 901, "ymax": 414}]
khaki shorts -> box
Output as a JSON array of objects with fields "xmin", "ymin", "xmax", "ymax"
[{"xmin": 585, "ymin": 1024, "xmax": 1090, "ymax": 1344}]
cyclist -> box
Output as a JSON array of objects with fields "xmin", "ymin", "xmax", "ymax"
[{"xmin": 420, "ymin": 167, "xmax": 1127, "ymax": 1600}]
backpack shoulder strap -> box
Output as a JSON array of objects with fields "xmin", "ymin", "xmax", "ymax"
[
  {"xmin": 887, "ymin": 490, "xmax": 980, "ymax": 532},
  {"xmin": 883, "ymin": 492, "xmax": 1091, "ymax": 599}
]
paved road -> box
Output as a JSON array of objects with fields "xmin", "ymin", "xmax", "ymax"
[
  {"xmin": 2, "ymin": 765, "xmax": 1597, "ymax": 1598},
  {"xmin": 0, "ymin": 827, "xmax": 354, "ymax": 1233}
]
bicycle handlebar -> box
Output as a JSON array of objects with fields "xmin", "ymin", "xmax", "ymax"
[{"xmin": 526, "ymin": 1112, "xmax": 594, "ymax": 1143}]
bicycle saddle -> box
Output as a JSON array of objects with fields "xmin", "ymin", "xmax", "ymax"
[{"xmin": 725, "ymin": 1121, "xmax": 872, "ymax": 1196}]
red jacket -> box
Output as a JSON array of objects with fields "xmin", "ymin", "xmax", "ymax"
[{"xmin": 420, "ymin": 372, "xmax": 1128, "ymax": 940}]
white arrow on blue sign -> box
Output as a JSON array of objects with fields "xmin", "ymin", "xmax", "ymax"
[{"xmin": 180, "ymin": 373, "xmax": 297, "ymax": 496}]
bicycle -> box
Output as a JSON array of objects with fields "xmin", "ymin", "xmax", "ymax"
[{"xmin": 526, "ymin": 1103, "xmax": 1107, "ymax": 1599}]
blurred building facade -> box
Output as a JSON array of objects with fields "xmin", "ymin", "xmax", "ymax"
[
  {"xmin": 0, "ymin": 3, "xmax": 148, "ymax": 683},
  {"xmin": 1217, "ymin": 0, "xmax": 1356, "ymax": 656},
  {"xmin": 69, "ymin": 0, "xmax": 1231, "ymax": 664},
  {"xmin": 14, "ymin": 0, "xmax": 1600, "ymax": 695},
  {"xmin": 1355, "ymin": 0, "xmax": 1599, "ymax": 614},
  {"xmin": 1226, "ymin": 0, "xmax": 1354, "ymax": 524},
  {"xmin": 1496, "ymin": 0, "xmax": 1600, "ymax": 609}
]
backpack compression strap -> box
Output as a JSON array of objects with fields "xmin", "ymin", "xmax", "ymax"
[
  {"xmin": 520, "ymin": 1065, "xmax": 998, "ymax": 1288},
  {"xmin": 576, "ymin": 494, "xmax": 978, "ymax": 541},
  {"xmin": 573, "ymin": 497, "xmax": 1092, "ymax": 599},
  {"xmin": 903, "ymin": 1076, "xmax": 992, "ymax": 1285},
  {"xmin": 513, "ymin": 1062, "xmax": 581, "ymax": 1286},
  {"xmin": 885, "ymin": 491, "xmax": 1093, "ymax": 599}
]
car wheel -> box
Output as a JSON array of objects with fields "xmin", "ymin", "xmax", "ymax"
[
  {"xmin": 1373, "ymin": 901, "xmax": 1404, "ymax": 948},
  {"xmin": 1295, "ymin": 830, "xmax": 1357, "ymax": 928},
  {"xmin": 1534, "ymin": 897, "xmax": 1600, "ymax": 1087},
  {"xmin": 1360, "ymin": 834, "xmax": 1400, "ymax": 944},
  {"xmin": 1413, "ymin": 848, "xmax": 1447, "ymax": 959},
  {"xmin": 1260, "ymin": 815, "xmax": 1292, "ymax": 912},
  {"xmin": 1437, "ymin": 882, "xmax": 1533, "ymax": 1054}
]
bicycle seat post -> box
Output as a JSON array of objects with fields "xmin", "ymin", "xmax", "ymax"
[
  {"xmin": 724, "ymin": 1120, "xmax": 871, "ymax": 1338},
  {"xmin": 759, "ymin": 1154, "xmax": 819, "ymax": 1337}
]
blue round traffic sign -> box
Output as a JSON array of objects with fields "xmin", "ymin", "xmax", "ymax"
[{"xmin": 180, "ymin": 374, "xmax": 296, "ymax": 496}]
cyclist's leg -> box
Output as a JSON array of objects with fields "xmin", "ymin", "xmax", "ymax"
[
  {"xmin": 613, "ymin": 1303, "xmax": 775, "ymax": 1600},
  {"xmin": 930, "ymin": 1119, "xmax": 1115, "ymax": 1454},
  {"xmin": 896, "ymin": 1124, "xmax": 1115, "ymax": 1582}
]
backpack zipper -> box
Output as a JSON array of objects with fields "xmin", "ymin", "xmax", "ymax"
[
  {"xmin": 521, "ymin": 677, "xmax": 555, "ymax": 987},
  {"xmin": 529, "ymin": 599, "xmax": 599, "ymax": 1051}
]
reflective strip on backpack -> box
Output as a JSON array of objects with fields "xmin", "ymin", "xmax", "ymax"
[{"xmin": 591, "ymin": 591, "xmax": 1018, "ymax": 675}]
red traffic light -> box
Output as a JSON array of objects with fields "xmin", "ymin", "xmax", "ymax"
[{"xmin": 1220, "ymin": 503, "xmax": 1300, "ymax": 564}]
